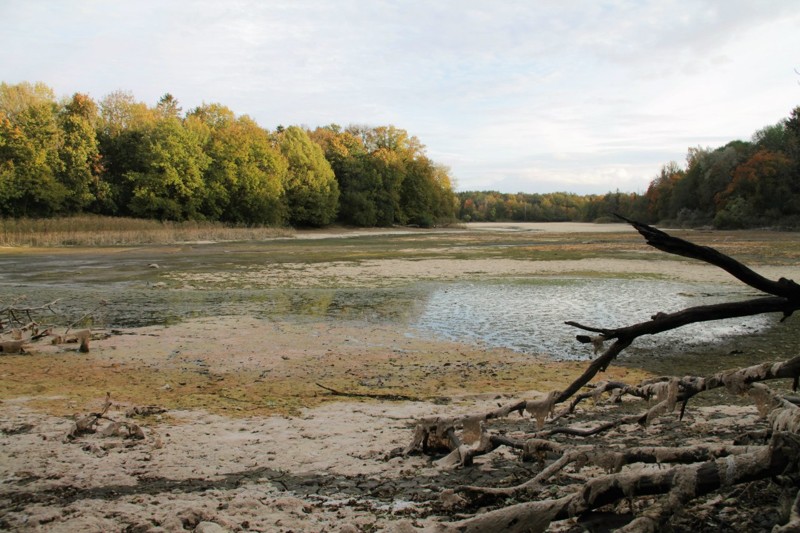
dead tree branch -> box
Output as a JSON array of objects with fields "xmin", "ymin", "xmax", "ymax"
[
  {"xmin": 407, "ymin": 220, "xmax": 800, "ymax": 460},
  {"xmin": 66, "ymin": 392, "xmax": 114, "ymax": 440},
  {"xmin": 66, "ymin": 393, "xmax": 146, "ymax": 441},
  {"xmin": 0, "ymin": 299, "xmax": 61, "ymax": 331},
  {"xmin": 445, "ymin": 380, "xmax": 800, "ymax": 530},
  {"xmin": 1, "ymin": 298, "xmax": 104, "ymax": 354},
  {"xmin": 459, "ymin": 442, "xmax": 762, "ymax": 499},
  {"xmin": 561, "ymin": 295, "xmax": 799, "ymax": 403},
  {"xmin": 617, "ymin": 214, "xmax": 800, "ymax": 300},
  {"xmin": 315, "ymin": 382, "xmax": 420, "ymax": 402},
  {"xmin": 439, "ymin": 431, "xmax": 800, "ymax": 532},
  {"xmin": 406, "ymin": 220, "xmax": 800, "ymax": 530}
]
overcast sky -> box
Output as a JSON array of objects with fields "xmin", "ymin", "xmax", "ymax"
[{"xmin": 2, "ymin": 1, "xmax": 798, "ymax": 194}]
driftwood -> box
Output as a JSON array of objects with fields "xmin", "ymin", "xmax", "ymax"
[
  {"xmin": 51, "ymin": 328, "xmax": 92, "ymax": 352},
  {"xmin": 66, "ymin": 393, "xmax": 146, "ymax": 442},
  {"xmin": 1, "ymin": 298, "xmax": 103, "ymax": 354},
  {"xmin": 435, "ymin": 433, "xmax": 799, "ymax": 533},
  {"xmin": 0, "ymin": 299, "xmax": 56, "ymax": 353},
  {"xmin": 66, "ymin": 392, "xmax": 114, "ymax": 440},
  {"xmin": 0, "ymin": 338, "xmax": 27, "ymax": 354},
  {"xmin": 404, "ymin": 219, "xmax": 800, "ymax": 531}
]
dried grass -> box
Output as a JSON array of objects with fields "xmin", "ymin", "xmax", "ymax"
[{"xmin": 0, "ymin": 215, "xmax": 293, "ymax": 247}]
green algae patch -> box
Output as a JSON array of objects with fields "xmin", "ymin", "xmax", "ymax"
[
  {"xmin": 0, "ymin": 318, "xmax": 651, "ymax": 418},
  {"xmin": 3, "ymin": 225, "xmax": 797, "ymax": 417}
]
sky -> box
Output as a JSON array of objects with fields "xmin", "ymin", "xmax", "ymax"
[{"xmin": 1, "ymin": 1, "xmax": 799, "ymax": 195}]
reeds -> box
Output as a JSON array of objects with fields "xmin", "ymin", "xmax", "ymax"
[{"xmin": 0, "ymin": 216, "xmax": 294, "ymax": 247}]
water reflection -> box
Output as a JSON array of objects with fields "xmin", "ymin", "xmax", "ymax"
[
  {"xmin": 413, "ymin": 279, "xmax": 772, "ymax": 360},
  {"xmin": 1, "ymin": 274, "xmax": 774, "ymax": 361}
]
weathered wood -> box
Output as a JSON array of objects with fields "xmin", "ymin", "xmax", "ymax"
[
  {"xmin": 0, "ymin": 339, "xmax": 27, "ymax": 354},
  {"xmin": 407, "ymin": 220, "xmax": 800, "ymax": 459},
  {"xmin": 404, "ymin": 219, "xmax": 800, "ymax": 531},
  {"xmin": 439, "ymin": 433, "xmax": 799, "ymax": 532}
]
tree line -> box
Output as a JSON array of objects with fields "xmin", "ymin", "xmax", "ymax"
[
  {"xmin": 2, "ymin": 81, "xmax": 798, "ymax": 230},
  {"xmin": 0, "ymin": 82, "xmax": 458, "ymax": 227},
  {"xmin": 458, "ymin": 105, "xmax": 800, "ymax": 229},
  {"xmin": 458, "ymin": 190, "xmax": 647, "ymax": 224}
]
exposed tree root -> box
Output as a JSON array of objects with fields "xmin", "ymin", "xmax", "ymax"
[
  {"xmin": 402, "ymin": 219, "xmax": 800, "ymax": 531},
  {"xmin": 425, "ymin": 402, "xmax": 800, "ymax": 532},
  {"xmin": 66, "ymin": 393, "xmax": 147, "ymax": 441},
  {"xmin": 774, "ymin": 488, "xmax": 800, "ymax": 533},
  {"xmin": 442, "ymin": 451, "xmax": 765, "ymax": 533}
]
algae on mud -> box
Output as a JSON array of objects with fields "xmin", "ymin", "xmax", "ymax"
[
  {"xmin": 3, "ymin": 223, "xmax": 800, "ymax": 533},
  {"xmin": 0, "ymin": 316, "xmax": 648, "ymax": 417},
  {"xmin": 2, "ymin": 223, "xmax": 800, "ymax": 415}
]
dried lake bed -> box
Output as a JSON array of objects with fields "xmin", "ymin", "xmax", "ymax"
[
  {"xmin": 2, "ymin": 222, "xmax": 800, "ymax": 531},
  {"xmin": 2, "ymin": 222, "xmax": 799, "ymax": 366}
]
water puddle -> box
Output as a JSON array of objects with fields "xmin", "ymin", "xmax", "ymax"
[
  {"xmin": 412, "ymin": 279, "xmax": 772, "ymax": 360},
  {"xmin": 1, "ymin": 249, "xmax": 778, "ymax": 361}
]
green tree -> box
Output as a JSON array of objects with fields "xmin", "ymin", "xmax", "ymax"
[
  {"xmin": 659, "ymin": 141, "xmax": 753, "ymax": 227},
  {"xmin": 98, "ymin": 90, "xmax": 154, "ymax": 138},
  {"xmin": 187, "ymin": 104, "xmax": 287, "ymax": 225},
  {"xmin": 0, "ymin": 82, "xmax": 66, "ymax": 216},
  {"xmin": 785, "ymin": 106, "xmax": 800, "ymax": 167},
  {"xmin": 753, "ymin": 122, "xmax": 788, "ymax": 153},
  {"xmin": 715, "ymin": 149, "xmax": 796, "ymax": 227},
  {"xmin": 311, "ymin": 124, "xmax": 459, "ymax": 227},
  {"xmin": 400, "ymin": 156, "xmax": 436, "ymax": 226},
  {"xmin": 349, "ymin": 124, "xmax": 425, "ymax": 156},
  {"xmin": 430, "ymin": 162, "xmax": 458, "ymax": 222},
  {"xmin": 369, "ymin": 147, "xmax": 405, "ymax": 225},
  {"xmin": 156, "ymin": 93, "xmax": 182, "ymax": 119},
  {"xmin": 310, "ymin": 125, "xmax": 380, "ymax": 226},
  {"xmin": 342, "ymin": 125, "xmax": 415, "ymax": 226},
  {"xmin": 277, "ymin": 126, "xmax": 339, "ymax": 227},
  {"xmin": 0, "ymin": 81, "xmax": 55, "ymax": 121},
  {"xmin": 96, "ymin": 91, "xmax": 156, "ymax": 215},
  {"xmin": 645, "ymin": 162, "xmax": 683, "ymax": 222},
  {"xmin": 57, "ymin": 93, "xmax": 105, "ymax": 213},
  {"xmin": 126, "ymin": 117, "xmax": 210, "ymax": 220}
]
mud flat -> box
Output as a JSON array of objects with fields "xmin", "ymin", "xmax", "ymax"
[{"xmin": 2, "ymin": 223, "xmax": 799, "ymax": 531}]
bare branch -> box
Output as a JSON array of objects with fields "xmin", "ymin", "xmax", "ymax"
[
  {"xmin": 616, "ymin": 214, "xmax": 800, "ymax": 300},
  {"xmin": 315, "ymin": 382, "xmax": 420, "ymax": 402},
  {"xmin": 405, "ymin": 221, "xmax": 800, "ymax": 531}
]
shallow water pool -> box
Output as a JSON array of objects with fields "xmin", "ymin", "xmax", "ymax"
[
  {"xmin": 0, "ymin": 247, "xmax": 779, "ymax": 362},
  {"xmin": 412, "ymin": 279, "xmax": 772, "ymax": 360}
]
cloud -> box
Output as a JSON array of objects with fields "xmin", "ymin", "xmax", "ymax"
[{"xmin": 2, "ymin": 0, "xmax": 798, "ymax": 194}]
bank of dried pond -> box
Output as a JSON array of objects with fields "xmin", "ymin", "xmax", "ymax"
[
  {"xmin": 0, "ymin": 316, "xmax": 650, "ymax": 417},
  {"xmin": 3, "ymin": 223, "xmax": 800, "ymax": 532},
  {"xmin": 2, "ymin": 223, "xmax": 800, "ymax": 414}
]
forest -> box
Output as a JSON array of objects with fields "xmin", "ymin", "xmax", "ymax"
[
  {"xmin": 459, "ymin": 105, "xmax": 800, "ymax": 229},
  {"xmin": 0, "ymin": 82, "xmax": 457, "ymax": 228},
  {"xmin": 1, "ymin": 81, "xmax": 798, "ymax": 229}
]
